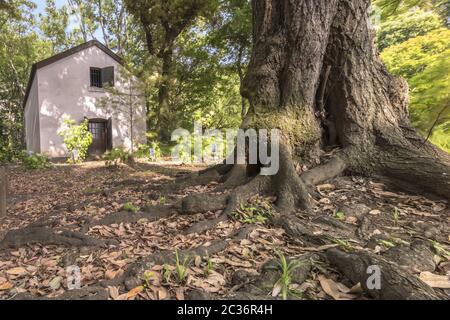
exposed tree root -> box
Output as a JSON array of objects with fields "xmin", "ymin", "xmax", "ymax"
[
  {"xmin": 181, "ymin": 175, "xmax": 271, "ymax": 234},
  {"xmin": 325, "ymin": 248, "xmax": 442, "ymax": 300},
  {"xmin": 374, "ymin": 142, "xmax": 450, "ymax": 201},
  {"xmin": 272, "ymin": 145, "xmax": 312, "ymax": 212},
  {"xmin": 214, "ymin": 164, "xmax": 250, "ymax": 192},
  {"xmin": 107, "ymin": 225, "xmax": 254, "ymax": 291},
  {"xmin": 155, "ymin": 169, "xmax": 221, "ymax": 193},
  {"xmin": 87, "ymin": 205, "xmax": 177, "ymax": 229},
  {"xmin": 15, "ymin": 286, "xmax": 109, "ymax": 301},
  {"xmin": 17, "ymin": 226, "xmax": 255, "ymax": 301},
  {"xmin": 181, "ymin": 193, "xmax": 228, "ymax": 215},
  {"xmin": 301, "ymin": 154, "xmax": 347, "ymax": 186},
  {"xmin": 271, "ymin": 214, "xmax": 327, "ymax": 246},
  {"xmin": 0, "ymin": 227, "xmax": 110, "ymax": 249},
  {"xmin": 184, "ymin": 214, "xmax": 228, "ymax": 235}
]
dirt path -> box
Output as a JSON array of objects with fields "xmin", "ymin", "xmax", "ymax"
[{"xmin": 0, "ymin": 161, "xmax": 448, "ymax": 300}]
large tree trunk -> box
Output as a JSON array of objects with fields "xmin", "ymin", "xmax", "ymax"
[{"xmin": 236, "ymin": 0, "xmax": 449, "ymax": 206}]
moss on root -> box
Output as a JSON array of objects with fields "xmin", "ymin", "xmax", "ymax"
[{"xmin": 243, "ymin": 106, "xmax": 321, "ymax": 159}]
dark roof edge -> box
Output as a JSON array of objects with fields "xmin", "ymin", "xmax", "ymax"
[{"xmin": 23, "ymin": 40, "xmax": 124, "ymax": 108}]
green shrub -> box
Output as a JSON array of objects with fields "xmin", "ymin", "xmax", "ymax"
[
  {"xmin": 104, "ymin": 147, "xmax": 130, "ymax": 167},
  {"xmin": 58, "ymin": 118, "xmax": 93, "ymax": 163},
  {"xmin": 133, "ymin": 142, "xmax": 162, "ymax": 161},
  {"xmin": 20, "ymin": 151, "xmax": 52, "ymax": 170}
]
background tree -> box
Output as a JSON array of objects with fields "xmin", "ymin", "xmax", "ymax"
[
  {"xmin": 208, "ymin": 0, "xmax": 252, "ymax": 118},
  {"xmin": 39, "ymin": 0, "xmax": 71, "ymax": 53},
  {"xmin": 97, "ymin": 67, "xmax": 147, "ymax": 153},
  {"xmin": 0, "ymin": 0, "xmax": 43, "ymax": 161},
  {"xmin": 124, "ymin": 0, "xmax": 219, "ymax": 142}
]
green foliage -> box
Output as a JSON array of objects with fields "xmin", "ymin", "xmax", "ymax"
[
  {"xmin": 378, "ymin": 239, "xmax": 397, "ymax": 248},
  {"xmin": 122, "ymin": 202, "xmax": 139, "ymax": 213},
  {"xmin": 174, "ymin": 250, "xmax": 190, "ymax": 284},
  {"xmin": 58, "ymin": 118, "xmax": 93, "ymax": 163},
  {"xmin": 231, "ymin": 198, "xmax": 274, "ymax": 224},
  {"xmin": 204, "ymin": 254, "xmax": 214, "ymax": 276},
  {"xmin": 381, "ymin": 28, "xmax": 450, "ymax": 152},
  {"xmin": 333, "ymin": 238, "xmax": 355, "ymax": 252},
  {"xmin": 431, "ymin": 240, "xmax": 450, "ymax": 260},
  {"xmin": 374, "ymin": 0, "xmax": 449, "ymax": 23},
  {"xmin": 0, "ymin": 2, "xmax": 45, "ymax": 162},
  {"xmin": 104, "ymin": 147, "xmax": 130, "ymax": 167},
  {"xmin": 274, "ymin": 252, "xmax": 304, "ymax": 300},
  {"xmin": 163, "ymin": 264, "xmax": 172, "ymax": 284},
  {"xmin": 377, "ymin": 9, "xmax": 441, "ymax": 50},
  {"xmin": 142, "ymin": 271, "xmax": 156, "ymax": 289},
  {"xmin": 19, "ymin": 151, "xmax": 52, "ymax": 170},
  {"xmin": 392, "ymin": 207, "xmax": 401, "ymax": 226},
  {"xmin": 334, "ymin": 211, "xmax": 346, "ymax": 220},
  {"xmin": 133, "ymin": 142, "xmax": 161, "ymax": 161}
]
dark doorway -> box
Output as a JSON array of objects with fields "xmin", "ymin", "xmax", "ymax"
[{"xmin": 88, "ymin": 119, "xmax": 108, "ymax": 156}]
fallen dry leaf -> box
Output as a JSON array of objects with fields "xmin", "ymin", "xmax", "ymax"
[
  {"xmin": 0, "ymin": 282, "xmax": 13, "ymax": 291},
  {"xmin": 6, "ymin": 267, "xmax": 27, "ymax": 276},
  {"xmin": 126, "ymin": 286, "xmax": 144, "ymax": 300},
  {"xmin": 317, "ymin": 184, "xmax": 336, "ymax": 192},
  {"xmin": 419, "ymin": 272, "xmax": 450, "ymax": 289},
  {"xmin": 175, "ymin": 287, "xmax": 185, "ymax": 300},
  {"xmin": 318, "ymin": 275, "xmax": 359, "ymax": 300},
  {"xmin": 108, "ymin": 286, "xmax": 120, "ymax": 300}
]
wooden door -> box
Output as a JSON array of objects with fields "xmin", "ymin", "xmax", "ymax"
[{"xmin": 88, "ymin": 120, "xmax": 107, "ymax": 156}]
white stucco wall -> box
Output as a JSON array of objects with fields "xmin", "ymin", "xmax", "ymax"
[
  {"xmin": 33, "ymin": 44, "xmax": 146, "ymax": 158},
  {"xmin": 24, "ymin": 76, "xmax": 40, "ymax": 153}
]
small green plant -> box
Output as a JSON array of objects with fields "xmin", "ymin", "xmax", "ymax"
[
  {"xmin": 333, "ymin": 238, "xmax": 354, "ymax": 252},
  {"xmin": 142, "ymin": 271, "xmax": 155, "ymax": 288},
  {"xmin": 274, "ymin": 251, "xmax": 304, "ymax": 300},
  {"xmin": 204, "ymin": 253, "xmax": 214, "ymax": 276},
  {"xmin": 431, "ymin": 240, "xmax": 450, "ymax": 260},
  {"xmin": 378, "ymin": 240, "xmax": 396, "ymax": 248},
  {"xmin": 163, "ymin": 264, "xmax": 172, "ymax": 284},
  {"xmin": 334, "ymin": 211, "xmax": 346, "ymax": 220},
  {"xmin": 231, "ymin": 197, "xmax": 274, "ymax": 224},
  {"xmin": 392, "ymin": 207, "xmax": 401, "ymax": 226},
  {"xmin": 104, "ymin": 147, "xmax": 131, "ymax": 167},
  {"xmin": 58, "ymin": 118, "xmax": 93, "ymax": 163},
  {"xmin": 20, "ymin": 151, "xmax": 52, "ymax": 170},
  {"xmin": 174, "ymin": 250, "xmax": 190, "ymax": 284},
  {"xmin": 122, "ymin": 202, "xmax": 139, "ymax": 213},
  {"xmin": 158, "ymin": 196, "xmax": 166, "ymax": 205}
]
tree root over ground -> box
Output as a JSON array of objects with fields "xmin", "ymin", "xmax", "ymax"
[{"xmin": 2, "ymin": 151, "xmax": 448, "ymax": 300}]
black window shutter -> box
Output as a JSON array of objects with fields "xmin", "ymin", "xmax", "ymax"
[
  {"xmin": 101, "ymin": 66, "xmax": 115, "ymax": 87},
  {"xmin": 107, "ymin": 118, "xmax": 113, "ymax": 151}
]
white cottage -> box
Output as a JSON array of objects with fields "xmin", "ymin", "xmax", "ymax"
[{"xmin": 23, "ymin": 40, "xmax": 147, "ymax": 158}]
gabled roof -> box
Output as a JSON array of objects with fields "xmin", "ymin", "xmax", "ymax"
[{"xmin": 23, "ymin": 40, "xmax": 124, "ymax": 108}]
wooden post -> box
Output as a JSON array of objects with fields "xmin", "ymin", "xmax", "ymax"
[{"xmin": 0, "ymin": 166, "xmax": 6, "ymax": 217}]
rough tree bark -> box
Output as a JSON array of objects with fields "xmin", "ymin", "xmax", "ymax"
[{"xmin": 192, "ymin": 0, "xmax": 450, "ymax": 216}]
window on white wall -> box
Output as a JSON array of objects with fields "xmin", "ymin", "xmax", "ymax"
[
  {"xmin": 90, "ymin": 67, "xmax": 102, "ymax": 88},
  {"xmin": 90, "ymin": 66, "xmax": 114, "ymax": 88}
]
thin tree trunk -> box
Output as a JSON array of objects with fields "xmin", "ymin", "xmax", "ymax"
[
  {"xmin": 0, "ymin": 166, "xmax": 7, "ymax": 217},
  {"xmin": 155, "ymin": 50, "xmax": 173, "ymax": 142}
]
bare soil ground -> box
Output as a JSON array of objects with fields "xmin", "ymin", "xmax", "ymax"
[{"xmin": 0, "ymin": 160, "xmax": 448, "ymax": 300}]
